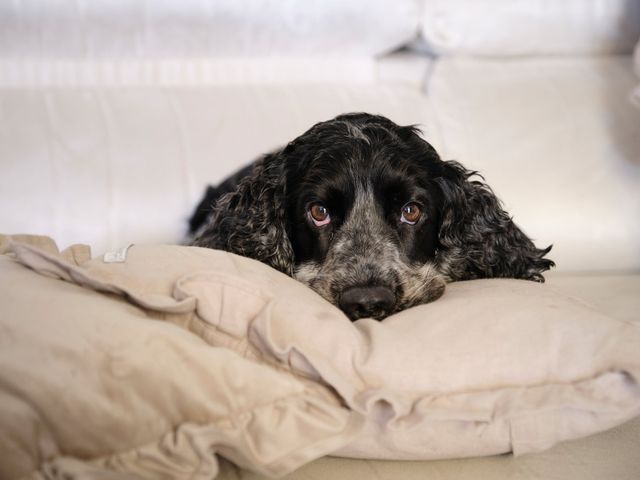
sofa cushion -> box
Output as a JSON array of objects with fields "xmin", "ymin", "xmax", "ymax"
[
  {"xmin": 419, "ymin": 0, "xmax": 640, "ymax": 56},
  {"xmin": 0, "ymin": 0, "xmax": 419, "ymax": 59}
]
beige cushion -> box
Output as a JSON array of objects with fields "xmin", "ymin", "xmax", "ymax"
[
  {"xmin": 0, "ymin": 237, "xmax": 360, "ymax": 480},
  {"xmin": 1, "ymin": 235, "xmax": 639, "ymax": 478}
]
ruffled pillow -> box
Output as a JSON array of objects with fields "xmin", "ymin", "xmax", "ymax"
[{"xmin": 1, "ymin": 236, "xmax": 639, "ymax": 478}]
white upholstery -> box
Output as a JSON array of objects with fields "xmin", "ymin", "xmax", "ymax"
[
  {"xmin": 419, "ymin": 0, "xmax": 640, "ymax": 56},
  {"xmin": 0, "ymin": 0, "xmax": 419, "ymax": 59},
  {"xmin": 0, "ymin": 84, "xmax": 438, "ymax": 254},
  {"xmin": 1, "ymin": 54, "xmax": 638, "ymax": 271}
]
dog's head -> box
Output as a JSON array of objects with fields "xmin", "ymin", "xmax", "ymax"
[
  {"xmin": 194, "ymin": 113, "xmax": 553, "ymax": 320},
  {"xmin": 283, "ymin": 113, "xmax": 447, "ymax": 320}
]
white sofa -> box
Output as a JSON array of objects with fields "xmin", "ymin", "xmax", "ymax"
[{"xmin": 1, "ymin": 1, "xmax": 639, "ymax": 478}]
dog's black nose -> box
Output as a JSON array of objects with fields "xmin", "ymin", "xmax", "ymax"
[{"xmin": 339, "ymin": 286, "xmax": 396, "ymax": 321}]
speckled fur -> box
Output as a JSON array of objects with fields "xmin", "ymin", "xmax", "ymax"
[
  {"xmin": 191, "ymin": 154, "xmax": 294, "ymax": 275},
  {"xmin": 191, "ymin": 113, "xmax": 554, "ymax": 319},
  {"xmin": 291, "ymin": 185, "xmax": 446, "ymax": 314}
]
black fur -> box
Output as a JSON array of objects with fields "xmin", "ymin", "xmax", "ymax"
[{"xmin": 191, "ymin": 113, "xmax": 554, "ymax": 320}]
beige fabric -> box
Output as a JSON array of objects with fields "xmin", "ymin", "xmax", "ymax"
[
  {"xmin": 546, "ymin": 271, "xmax": 640, "ymax": 325},
  {"xmin": 1, "ymin": 235, "xmax": 639, "ymax": 479},
  {"xmin": 0, "ymin": 233, "xmax": 90, "ymax": 264},
  {"xmin": 218, "ymin": 416, "xmax": 640, "ymax": 480},
  {"xmin": 0, "ymin": 237, "xmax": 361, "ymax": 480}
]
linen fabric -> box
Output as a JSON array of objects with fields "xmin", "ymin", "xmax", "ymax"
[{"xmin": 1, "ymin": 235, "xmax": 639, "ymax": 478}]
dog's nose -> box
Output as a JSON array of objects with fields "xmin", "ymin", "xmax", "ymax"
[{"xmin": 339, "ymin": 286, "xmax": 396, "ymax": 321}]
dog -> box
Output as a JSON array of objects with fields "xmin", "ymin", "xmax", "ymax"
[{"xmin": 189, "ymin": 113, "xmax": 554, "ymax": 321}]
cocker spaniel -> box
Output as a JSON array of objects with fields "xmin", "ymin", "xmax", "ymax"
[{"xmin": 189, "ymin": 113, "xmax": 554, "ymax": 321}]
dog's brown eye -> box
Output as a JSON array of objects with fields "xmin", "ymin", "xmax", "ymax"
[
  {"xmin": 308, "ymin": 203, "xmax": 331, "ymax": 227},
  {"xmin": 401, "ymin": 203, "xmax": 421, "ymax": 225}
]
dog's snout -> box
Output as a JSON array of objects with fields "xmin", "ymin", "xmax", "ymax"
[{"xmin": 339, "ymin": 286, "xmax": 396, "ymax": 321}]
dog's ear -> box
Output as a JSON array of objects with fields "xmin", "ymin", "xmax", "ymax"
[
  {"xmin": 435, "ymin": 160, "xmax": 554, "ymax": 282},
  {"xmin": 192, "ymin": 152, "xmax": 295, "ymax": 275}
]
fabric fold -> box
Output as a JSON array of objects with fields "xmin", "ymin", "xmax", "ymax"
[{"xmin": 1, "ymin": 236, "xmax": 639, "ymax": 477}]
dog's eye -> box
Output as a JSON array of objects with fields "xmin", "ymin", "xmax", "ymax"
[
  {"xmin": 308, "ymin": 203, "xmax": 331, "ymax": 227},
  {"xmin": 400, "ymin": 203, "xmax": 422, "ymax": 225}
]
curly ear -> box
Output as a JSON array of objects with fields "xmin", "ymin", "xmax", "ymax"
[
  {"xmin": 192, "ymin": 152, "xmax": 295, "ymax": 275},
  {"xmin": 435, "ymin": 160, "xmax": 554, "ymax": 282}
]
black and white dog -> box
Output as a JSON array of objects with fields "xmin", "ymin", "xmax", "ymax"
[{"xmin": 190, "ymin": 113, "xmax": 553, "ymax": 321}]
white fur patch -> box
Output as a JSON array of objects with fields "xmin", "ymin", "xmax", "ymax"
[{"xmin": 294, "ymin": 261, "xmax": 321, "ymax": 286}]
